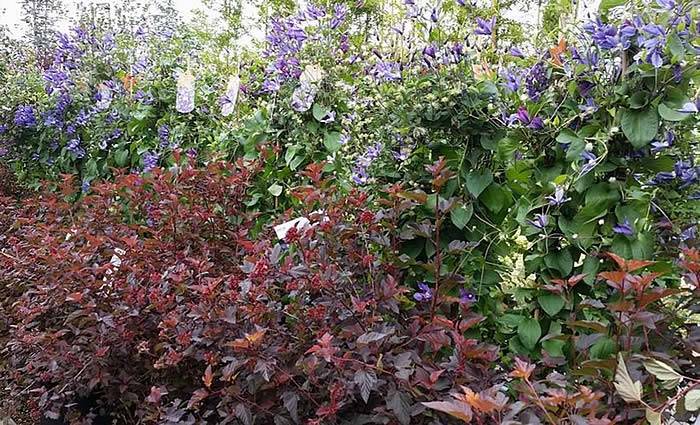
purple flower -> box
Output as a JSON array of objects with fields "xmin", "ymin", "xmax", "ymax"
[
  {"xmin": 525, "ymin": 62, "xmax": 549, "ymax": 101},
  {"xmin": 318, "ymin": 110, "xmax": 336, "ymax": 123},
  {"xmin": 413, "ymin": 283, "xmax": 433, "ymax": 302},
  {"xmin": 673, "ymin": 64, "xmax": 682, "ymax": 83},
  {"xmin": 651, "ymin": 131, "xmax": 674, "ymax": 152},
  {"xmin": 647, "ymin": 47, "xmax": 664, "ymax": 68},
  {"xmin": 528, "ymin": 117, "xmax": 544, "ymax": 130},
  {"xmin": 66, "ymin": 138, "xmax": 85, "ymax": 158},
  {"xmin": 584, "ymin": 18, "xmax": 620, "ymax": 50},
  {"xmin": 613, "ymin": 218, "xmax": 634, "ymax": 236},
  {"xmin": 352, "ymin": 142, "xmax": 383, "ymax": 185},
  {"xmin": 514, "ymin": 107, "xmax": 530, "ymax": 125},
  {"xmin": 330, "ymin": 4, "xmax": 348, "ymax": 29},
  {"xmin": 262, "ymin": 77, "xmax": 282, "ymax": 93},
  {"xmin": 142, "ymin": 151, "xmax": 159, "ymax": 173},
  {"xmin": 509, "ymin": 47, "xmax": 524, "ymax": 58},
  {"xmin": 512, "ymin": 106, "xmax": 544, "ymax": 130},
  {"xmin": 546, "ymin": 186, "xmax": 571, "ymax": 206},
  {"xmin": 676, "ymin": 160, "xmax": 698, "ymax": 188},
  {"xmin": 681, "ymin": 225, "xmax": 697, "ymax": 241},
  {"xmin": 158, "ymin": 125, "xmax": 170, "ymax": 147},
  {"xmin": 371, "ymin": 61, "xmax": 402, "ymax": 82},
  {"xmin": 528, "ymin": 213, "xmax": 549, "ymax": 230},
  {"xmin": 305, "ymin": 4, "xmax": 326, "ymax": 19},
  {"xmin": 430, "ymin": 8, "xmax": 439, "ymax": 23},
  {"xmin": 81, "ymin": 180, "xmax": 91, "ymax": 193},
  {"xmin": 690, "ymin": 192, "xmax": 700, "ymax": 200},
  {"xmin": 14, "ymin": 105, "xmax": 37, "ymax": 128},
  {"xmin": 501, "ymin": 68, "xmax": 520, "ymax": 92},
  {"xmin": 578, "ymin": 97, "xmax": 599, "ymax": 114},
  {"xmin": 648, "ymin": 171, "xmax": 676, "ymax": 185},
  {"xmin": 475, "ymin": 17, "xmax": 496, "ymax": 36},
  {"xmin": 423, "ymin": 44, "xmax": 437, "ymax": 59},
  {"xmin": 678, "ymin": 102, "xmax": 698, "ymax": 114},
  {"xmin": 578, "ymin": 80, "xmax": 595, "ymax": 97},
  {"xmin": 459, "ymin": 288, "xmax": 477, "ymax": 304}
]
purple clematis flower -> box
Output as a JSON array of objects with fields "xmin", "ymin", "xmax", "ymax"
[
  {"xmin": 528, "ymin": 213, "xmax": 549, "ymax": 230},
  {"xmin": 414, "ymin": 283, "xmax": 433, "ymax": 302},
  {"xmin": 546, "ymin": 186, "xmax": 571, "ymax": 206},
  {"xmin": 14, "ymin": 105, "xmax": 37, "ymax": 128},
  {"xmin": 648, "ymin": 171, "xmax": 676, "ymax": 185},
  {"xmin": 142, "ymin": 151, "xmax": 159, "ymax": 173},
  {"xmin": 474, "ymin": 17, "xmax": 496, "ymax": 36},
  {"xmin": 459, "ymin": 288, "xmax": 477, "ymax": 304},
  {"xmin": 613, "ymin": 218, "xmax": 634, "ymax": 236},
  {"xmin": 509, "ymin": 47, "xmax": 524, "ymax": 58}
]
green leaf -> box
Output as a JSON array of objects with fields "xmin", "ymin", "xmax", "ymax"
[
  {"xmin": 480, "ymin": 184, "xmax": 506, "ymax": 213},
  {"xmin": 686, "ymin": 389, "xmax": 700, "ymax": 412},
  {"xmin": 518, "ymin": 318, "xmax": 541, "ymax": 351},
  {"xmin": 542, "ymin": 339, "xmax": 565, "ymax": 357},
  {"xmin": 582, "ymin": 256, "xmax": 600, "ymax": 285},
  {"xmin": 312, "ymin": 103, "xmax": 331, "ymax": 122},
  {"xmin": 643, "ymin": 359, "xmax": 682, "ymax": 389},
  {"xmin": 114, "ymin": 149, "xmax": 129, "ymax": 167},
  {"xmin": 589, "ymin": 337, "xmax": 616, "ymax": 359},
  {"xmin": 450, "ymin": 203, "xmax": 473, "ymax": 229},
  {"xmin": 658, "ymin": 103, "xmax": 691, "ymax": 121},
  {"xmin": 538, "ymin": 294, "xmax": 565, "ymax": 316},
  {"xmin": 268, "ymin": 184, "xmax": 283, "ymax": 197},
  {"xmin": 323, "ymin": 131, "xmax": 342, "ymax": 152},
  {"xmin": 629, "ymin": 91, "xmax": 650, "ymax": 109},
  {"xmin": 465, "ymin": 170, "xmax": 493, "ymax": 198},
  {"xmin": 614, "ymin": 353, "xmax": 643, "ymax": 403},
  {"xmin": 620, "ymin": 108, "xmax": 659, "ymax": 148},
  {"xmin": 556, "ymin": 129, "xmax": 582, "ymax": 145},
  {"xmin": 599, "ymin": 0, "xmax": 626, "ymax": 17},
  {"xmin": 667, "ymin": 32, "xmax": 685, "ymax": 61},
  {"xmin": 544, "ymin": 249, "xmax": 573, "ymax": 276}
]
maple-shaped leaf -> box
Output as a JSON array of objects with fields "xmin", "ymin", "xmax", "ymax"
[
  {"xmin": 305, "ymin": 332, "xmax": 337, "ymax": 362},
  {"xmin": 549, "ymin": 38, "xmax": 567, "ymax": 67},
  {"xmin": 614, "ymin": 353, "xmax": 642, "ymax": 403},
  {"xmin": 228, "ymin": 328, "xmax": 267, "ymax": 350},
  {"xmin": 606, "ymin": 252, "xmax": 655, "ymax": 273},
  {"xmin": 422, "ymin": 401, "xmax": 472, "ymax": 422},
  {"xmin": 509, "ymin": 357, "xmax": 535, "ymax": 380}
]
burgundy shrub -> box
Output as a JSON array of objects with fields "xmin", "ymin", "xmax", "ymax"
[{"xmin": 1, "ymin": 160, "xmax": 500, "ymax": 424}]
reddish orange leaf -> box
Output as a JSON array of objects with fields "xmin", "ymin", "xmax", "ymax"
[{"xmin": 202, "ymin": 365, "xmax": 213, "ymax": 388}]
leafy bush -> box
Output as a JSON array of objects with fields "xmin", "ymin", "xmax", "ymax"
[{"xmin": 2, "ymin": 159, "xmax": 699, "ymax": 424}]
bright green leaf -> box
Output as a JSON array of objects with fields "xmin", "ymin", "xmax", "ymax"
[
  {"xmin": 538, "ymin": 294, "xmax": 565, "ymax": 316},
  {"xmin": 518, "ymin": 318, "xmax": 541, "ymax": 351},
  {"xmin": 620, "ymin": 108, "xmax": 659, "ymax": 148},
  {"xmin": 451, "ymin": 204, "xmax": 473, "ymax": 229}
]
